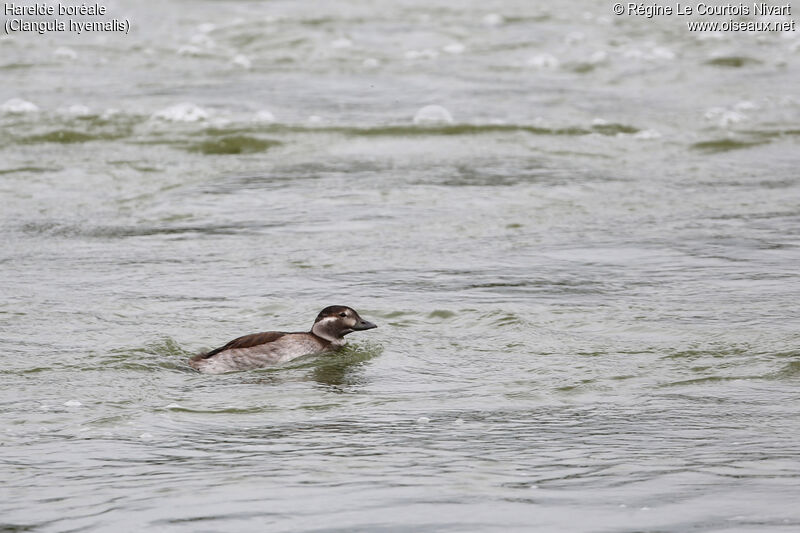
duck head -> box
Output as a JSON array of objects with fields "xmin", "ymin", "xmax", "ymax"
[{"xmin": 311, "ymin": 305, "xmax": 377, "ymax": 342}]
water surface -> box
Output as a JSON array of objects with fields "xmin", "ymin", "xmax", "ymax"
[{"xmin": 2, "ymin": 1, "xmax": 800, "ymax": 531}]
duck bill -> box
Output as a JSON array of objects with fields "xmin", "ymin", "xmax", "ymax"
[{"xmin": 353, "ymin": 319, "xmax": 377, "ymax": 331}]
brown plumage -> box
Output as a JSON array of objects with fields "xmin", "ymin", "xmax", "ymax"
[{"xmin": 190, "ymin": 332, "xmax": 287, "ymax": 361}]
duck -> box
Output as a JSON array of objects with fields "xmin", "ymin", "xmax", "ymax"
[{"xmin": 189, "ymin": 305, "xmax": 377, "ymax": 374}]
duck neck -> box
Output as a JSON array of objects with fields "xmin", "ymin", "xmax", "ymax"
[{"xmin": 311, "ymin": 320, "xmax": 345, "ymax": 345}]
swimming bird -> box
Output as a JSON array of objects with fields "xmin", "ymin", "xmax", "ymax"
[{"xmin": 189, "ymin": 306, "xmax": 377, "ymax": 374}]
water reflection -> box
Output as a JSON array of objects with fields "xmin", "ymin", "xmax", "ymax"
[{"xmin": 310, "ymin": 344, "xmax": 381, "ymax": 390}]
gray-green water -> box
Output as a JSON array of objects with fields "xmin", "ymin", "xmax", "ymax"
[{"xmin": 2, "ymin": 1, "xmax": 800, "ymax": 531}]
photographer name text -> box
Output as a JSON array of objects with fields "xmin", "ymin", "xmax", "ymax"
[{"xmin": 615, "ymin": 2, "xmax": 791, "ymax": 17}]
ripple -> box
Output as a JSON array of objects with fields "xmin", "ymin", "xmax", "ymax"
[
  {"xmin": 691, "ymin": 138, "xmax": 770, "ymax": 153},
  {"xmin": 186, "ymin": 135, "xmax": 281, "ymax": 155}
]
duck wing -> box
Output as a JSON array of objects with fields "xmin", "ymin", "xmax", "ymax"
[{"xmin": 192, "ymin": 331, "xmax": 286, "ymax": 361}]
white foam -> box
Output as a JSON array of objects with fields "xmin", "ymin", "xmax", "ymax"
[
  {"xmin": 413, "ymin": 105, "xmax": 453, "ymax": 125},
  {"xmin": 416, "ymin": 416, "xmax": 431, "ymax": 424},
  {"xmin": 482, "ymin": 13, "xmax": 504, "ymax": 27},
  {"xmin": 705, "ymin": 107, "xmax": 746, "ymax": 127},
  {"xmin": 165, "ymin": 403, "xmax": 182, "ymax": 409},
  {"xmin": 60, "ymin": 104, "xmax": 92, "ymax": 117},
  {"xmin": 734, "ymin": 100, "xmax": 758, "ymax": 111},
  {"xmin": 588, "ymin": 50, "xmax": 607, "ymax": 64},
  {"xmin": 443, "ymin": 42, "xmax": 465, "ymax": 55},
  {"xmin": 565, "ymin": 31, "xmax": 585, "ymax": 44},
  {"xmin": 177, "ymin": 45, "xmax": 204, "ymax": 56},
  {"xmin": 362, "ymin": 57, "xmax": 380, "ymax": 68},
  {"xmin": 1, "ymin": 98, "xmax": 38, "ymax": 114},
  {"xmin": 651, "ymin": 47, "xmax": 675, "ymax": 60},
  {"xmin": 404, "ymin": 49, "xmax": 438, "ymax": 60},
  {"xmin": 152, "ymin": 103, "xmax": 209, "ymax": 122},
  {"xmin": 255, "ymin": 109, "xmax": 276, "ymax": 123},
  {"xmin": 695, "ymin": 31, "xmax": 727, "ymax": 41},
  {"xmin": 190, "ymin": 34, "xmax": 215, "ymax": 48},
  {"xmin": 527, "ymin": 53, "xmax": 559, "ymax": 69},
  {"xmin": 54, "ymin": 47, "xmax": 77, "ymax": 60},
  {"xmin": 232, "ymin": 54, "xmax": 252, "ymax": 69},
  {"xmin": 63, "ymin": 400, "xmax": 82, "ymax": 407},
  {"xmin": 139, "ymin": 432, "xmax": 153, "ymax": 440},
  {"xmin": 633, "ymin": 129, "xmax": 661, "ymax": 140},
  {"xmin": 331, "ymin": 38, "xmax": 353, "ymax": 49}
]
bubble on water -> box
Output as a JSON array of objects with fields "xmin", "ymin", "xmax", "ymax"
[
  {"xmin": 633, "ymin": 129, "xmax": 661, "ymax": 140},
  {"xmin": 139, "ymin": 433, "xmax": 153, "ymax": 440},
  {"xmin": 565, "ymin": 31, "xmax": 584, "ymax": 44},
  {"xmin": 177, "ymin": 45, "xmax": 204, "ymax": 56},
  {"xmin": 588, "ymin": 50, "xmax": 607, "ymax": 64},
  {"xmin": 417, "ymin": 416, "xmax": 431, "ymax": 424},
  {"xmin": 255, "ymin": 109, "xmax": 275, "ymax": 123},
  {"xmin": 54, "ymin": 47, "xmax": 77, "ymax": 60},
  {"xmin": 651, "ymin": 47, "xmax": 675, "ymax": 60},
  {"xmin": 331, "ymin": 38, "xmax": 353, "ymax": 49},
  {"xmin": 60, "ymin": 104, "xmax": 92, "ymax": 117},
  {"xmin": 734, "ymin": 100, "xmax": 757, "ymax": 111},
  {"xmin": 624, "ymin": 46, "xmax": 673, "ymax": 61},
  {"xmin": 152, "ymin": 103, "xmax": 209, "ymax": 122},
  {"xmin": 705, "ymin": 107, "xmax": 746, "ymax": 127},
  {"xmin": 527, "ymin": 53, "xmax": 559, "ymax": 69},
  {"xmin": 405, "ymin": 49, "xmax": 438, "ymax": 60},
  {"xmin": 165, "ymin": 403, "xmax": 182, "ymax": 409},
  {"xmin": 63, "ymin": 400, "xmax": 82, "ymax": 407},
  {"xmin": 623, "ymin": 48, "xmax": 645, "ymax": 60},
  {"xmin": 443, "ymin": 42, "xmax": 465, "ymax": 55},
  {"xmin": 1, "ymin": 98, "xmax": 39, "ymax": 114},
  {"xmin": 413, "ymin": 105, "xmax": 453, "ymax": 125},
  {"xmin": 482, "ymin": 13, "xmax": 504, "ymax": 27},
  {"xmin": 190, "ymin": 34, "xmax": 215, "ymax": 47},
  {"xmin": 453, "ymin": 418, "xmax": 465, "ymax": 426},
  {"xmin": 232, "ymin": 54, "xmax": 251, "ymax": 69},
  {"xmin": 695, "ymin": 31, "xmax": 726, "ymax": 41},
  {"xmin": 362, "ymin": 57, "xmax": 380, "ymax": 68}
]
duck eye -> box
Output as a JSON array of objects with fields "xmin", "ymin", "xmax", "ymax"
[{"xmin": 339, "ymin": 312, "xmax": 347, "ymax": 317}]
